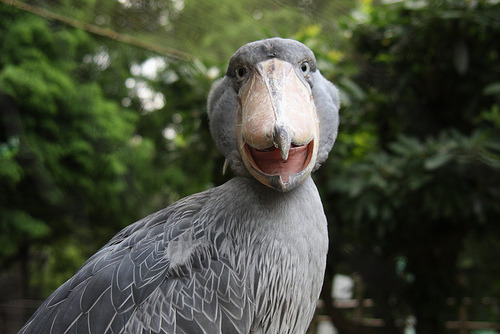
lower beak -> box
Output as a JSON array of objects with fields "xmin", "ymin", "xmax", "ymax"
[{"xmin": 236, "ymin": 58, "xmax": 319, "ymax": 192}]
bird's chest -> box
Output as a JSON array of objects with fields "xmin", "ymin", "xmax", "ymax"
[{"xmin": 244, "ymin": 210, "xmax": 328, "ymax": 333}]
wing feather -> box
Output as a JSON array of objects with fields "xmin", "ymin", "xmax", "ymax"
[{"xmin": 19, "ymin": 185, "xmax": 255, "ymax": 334}]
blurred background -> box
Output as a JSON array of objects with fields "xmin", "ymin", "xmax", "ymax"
[{"xmin": 0, "ymin": 0, "xmax": 499, "ymax": 333}]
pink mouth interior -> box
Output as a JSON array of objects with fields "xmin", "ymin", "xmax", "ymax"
[{"xmin": 244, "ymin": 141, "xmax": 314, "ymax": 183}]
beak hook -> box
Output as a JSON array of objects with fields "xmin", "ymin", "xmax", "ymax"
[{"xmin": 273, "ymin": 124, "xmax": 291, "ymax": 161}]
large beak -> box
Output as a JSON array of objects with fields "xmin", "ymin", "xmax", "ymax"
[{"xmin": 236, "ymin": 58, "xmax": 319, "ymax": 192}]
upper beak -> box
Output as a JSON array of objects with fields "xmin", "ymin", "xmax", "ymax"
[{"xmin": 236, "ymin": 58, "xmax": 319, "ymax": 192}]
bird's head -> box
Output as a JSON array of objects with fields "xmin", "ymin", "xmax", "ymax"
[{"xmin": 208, "ymin": 38, "xmax": 340, "ymax": 192}]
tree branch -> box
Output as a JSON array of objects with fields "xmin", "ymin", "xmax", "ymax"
[{"xmin": 0, "ymin": 0, "xmax": 193, "ymax": 61}]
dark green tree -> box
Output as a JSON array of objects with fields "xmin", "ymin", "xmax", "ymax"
[
  {"xmin": 0, "ymin": 3, "xmax": 215, "ymax": 312},
  {"xmin": 316, "ymin": 1, "xmax": 500, "ymax": 333}
]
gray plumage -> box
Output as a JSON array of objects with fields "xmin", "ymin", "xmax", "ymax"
[{"xmin": 20, "ymin": 38, "xmax": 340, "ymax": 334}]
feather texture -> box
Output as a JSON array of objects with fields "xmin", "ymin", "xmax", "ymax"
[{"xmin": 20, "ymin": 177, "xmax": 328, "ymax": 334}]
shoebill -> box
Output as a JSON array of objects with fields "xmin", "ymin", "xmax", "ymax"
[{"xmin": 20, "ymin": 37, "xmax": 340, "ymax": 334}]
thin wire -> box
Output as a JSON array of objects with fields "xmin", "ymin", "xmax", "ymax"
[{"xmin": 0, "ymin": 0, "xmax": 195, "ymax": 61}]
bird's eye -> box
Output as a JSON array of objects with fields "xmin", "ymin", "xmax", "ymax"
[
  {"xmin": 236, "ymin": 67, "xmax": 247, "ymax": 80},
  {"xmin": 300, "ymin": 61, "xmax": 310, "ymax": 74}
]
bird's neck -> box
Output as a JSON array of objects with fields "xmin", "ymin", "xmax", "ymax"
[
  {"xmin": 244, "ymin": 174, "xmax": 316, "ymax": 198},
  {"xmin": 223, "ymin": 175, "xmax": 322, "ymax": 219}
]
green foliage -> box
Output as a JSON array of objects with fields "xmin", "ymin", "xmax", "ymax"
[
  {"xmin": 331, "ymin": 130, "xmax": 498, "ymax": 234},
  {"xmin": 315, "ymin": 0, "xmax": 500, "ymax": 331},
  {"xmin": 0, "ymin": 210, "xmax": 50, "ymax": 259},
  {"xmin": 0, "ymin": 7, "xmax": 155, "ymax": 296},
  {"xmin": 0, "ymin": 2, "xmax": 224, "ymax": 300},
  {"xmin": 0, "ymin": 136, "xmax": 22, "ymax": 184}
]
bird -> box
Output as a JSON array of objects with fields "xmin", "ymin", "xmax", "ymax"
[{"xmin": 19, "ymin": 37, "xmax": 340, "ymax": 334}]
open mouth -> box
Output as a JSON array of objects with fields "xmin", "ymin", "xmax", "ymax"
[{"xmin": 244, "ymin": 140, "xmax": 315, "ymax": 183}]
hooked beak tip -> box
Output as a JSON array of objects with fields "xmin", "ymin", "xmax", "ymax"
[
  {"xmin": 280, "ymin": 149, "xmax": 289, "ymax": 161},
  {"xmin": 273, "ymin": 125, "xmax": 291, "ymax": 161}
]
